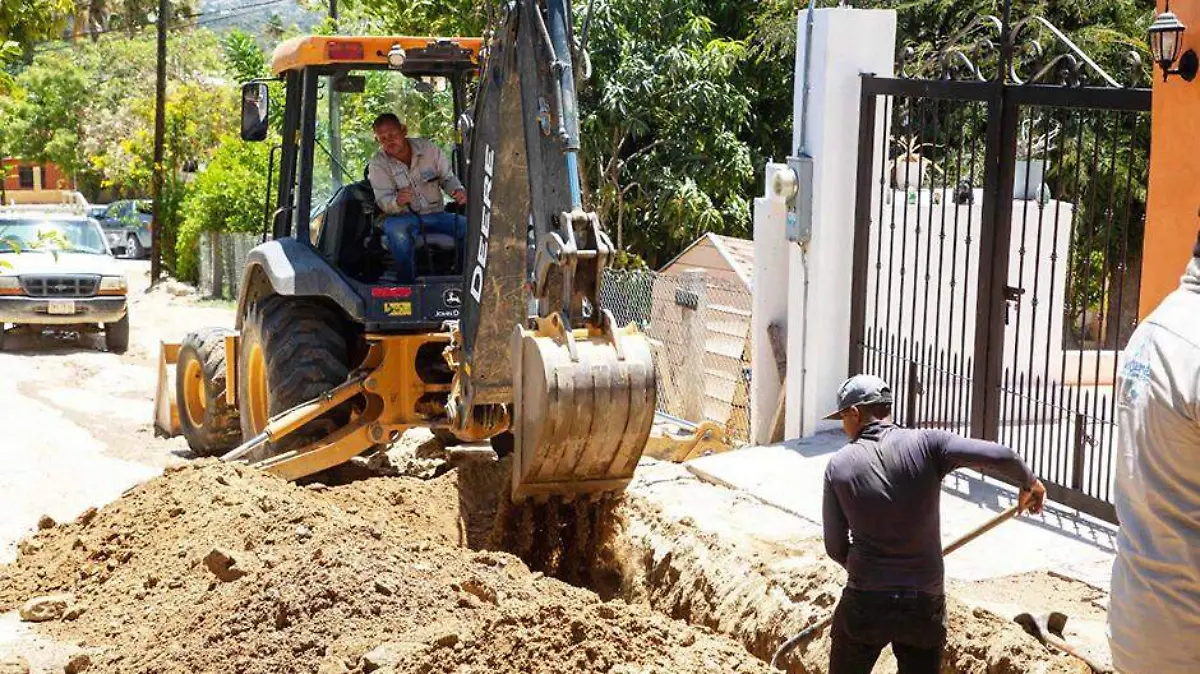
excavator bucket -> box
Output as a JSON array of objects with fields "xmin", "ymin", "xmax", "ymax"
[{"xmin": 510, "ymin": 314, "xmax": 657, "ymax": 502}]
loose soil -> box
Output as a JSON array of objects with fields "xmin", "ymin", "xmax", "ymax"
[
  {"xmin": 0, "ymin": 460, "xmax": 770, "ymax": 674},
  {"xmin": 1, "ymin": 451, "xmax": 1102, "ymax": 674}
]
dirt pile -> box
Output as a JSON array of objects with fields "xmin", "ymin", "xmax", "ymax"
[
  {"xmin": 615, "ymin": 462, "xmax": 1092, "ymax": 674},
  {"xmin": 0, "ymin": 460, "xmax": 771, "ymax": 674}
]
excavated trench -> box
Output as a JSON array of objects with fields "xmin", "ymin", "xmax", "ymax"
[{"xmin": 452, "ymin": 456, "xmax": 1090, "ymax": 674}]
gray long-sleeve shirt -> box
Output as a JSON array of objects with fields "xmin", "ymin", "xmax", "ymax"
[
  {"xmin": 366, "ymin": 138, "xmax": 463, "ymax": 216},
  {"xmin": 822, "ymin": 421, "xmax": 1035, "ymax": 594}
]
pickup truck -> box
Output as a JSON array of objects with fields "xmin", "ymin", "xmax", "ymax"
[
  {"xmin": 97, "ymin": 199, "xmax": 153, "ymax": 259},
  {"xmin": 0, "ymin": 208, "xmax": 130, "ymax": 352}
]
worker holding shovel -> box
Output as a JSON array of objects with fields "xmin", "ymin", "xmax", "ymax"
[{"xmin": 820, "ymin": 374, "xmax": 1046, "ymax": 674}]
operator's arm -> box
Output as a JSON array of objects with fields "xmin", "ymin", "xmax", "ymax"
[
  {"xmin": 823, "ymin": 467, "xmax": 850, "ymax": 567},
  {"xmin": 931, "ymin": 430, "xmax": 1035, "ymax": 487},
  {"xmin": 436, "ymin": 145, "xmax": 465, "ymax": 196},
  {"xmin": 367, "ymin": 156, "xmax": 404, "ymax": 215}
]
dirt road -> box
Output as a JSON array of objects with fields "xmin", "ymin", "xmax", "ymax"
[{"xmin": 0, "ymin": 261, "xmax": 234, "ymax": 562}]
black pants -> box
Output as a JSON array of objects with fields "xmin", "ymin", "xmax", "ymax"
[{"xmin": 829, "ymin": 588, "xmax": 946, "ymax": 674}]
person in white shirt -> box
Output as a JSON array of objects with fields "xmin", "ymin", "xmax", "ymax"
[
  {"xmin": 366, "ymin": 113, "xmax": 467, "ymax": 280},
  {"xmin": 1109, "ymin": 230, "xmax": 1200, "ymax": 673}
]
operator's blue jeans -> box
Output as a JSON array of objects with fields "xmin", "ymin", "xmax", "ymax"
[{"xmin": 381, "ymin": 211, "xmax": 466, "ymax": 280}]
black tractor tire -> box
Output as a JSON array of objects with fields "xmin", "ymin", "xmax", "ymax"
[
  {"xmin": 126, "ymin": 234, "xmax": 145, "ymax": 259},
  {"xmin": 238, "ymin": 295, "xmax": 351, "ymax": 462},
  {"xmin": 105, "ymin": 314, "xmax": 130, "ymax": 353},
  {"xmin": 176, "ymin": 328, "xmax": 242, "ymax": 456}
]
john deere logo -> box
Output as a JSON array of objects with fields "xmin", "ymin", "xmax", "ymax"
[{"xmin": 443, "ymin": 288, "xmax": 462, "ymax": 308}]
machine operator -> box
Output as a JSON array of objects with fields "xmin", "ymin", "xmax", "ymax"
[{"xmin": 367, "ymin": 113, "xmax": 467, "ymax": 280}]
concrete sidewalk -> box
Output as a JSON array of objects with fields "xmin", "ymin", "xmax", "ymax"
[{"xmin": 687, "ymin": 430, "xmax": 1118, "ymax": 591}]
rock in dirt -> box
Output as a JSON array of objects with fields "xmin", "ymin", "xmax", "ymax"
[
  {"xmin": 17, "ymin": 539, "xmax": 41, "ymax": 555},
  {"xmin": 19, "ymin": 593, "xmax": 74, "ymax": 622},
  {"xmin": 458, "ymin": 578, "xmax": 497, "ymax": 605},
  {"xmin": 0, "ymin": 656, "xmax": 30, "ymax": 674},
  {"xmin": 361, "ymin": 641, "xmax": 428, "ymax": 671},
  {"xmin": 202, "ymin": 548, "xmax": 247, "ymax": 582},
  {"xmin": 164, "ymin": 280, "xmax": 194, "ymax": 297},
  {"xmin": 64, "ymin": 653, "xmax": 92, "ymax": 674},
  {"xmin": 64, "ymin": 603, "xmax": 88, "ymax": 620},
  {"xmin": 75, "ymin": 507, "xmax": 99, "ymax": 526},
  {"xmin": 37, "ymin": 514, "xmax": 57, "ymax": 530}
]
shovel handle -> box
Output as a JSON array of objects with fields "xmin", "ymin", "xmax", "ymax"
[{"xmin": 942, "ymin": 504, "xmax": 1020, "ymax": 556}]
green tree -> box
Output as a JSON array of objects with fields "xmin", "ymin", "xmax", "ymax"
[
  {"xmin": 223, "ymin": 29, "xmax": 267, "ymax": 82},
  {"xmin": 332, "ymin": 0, "xmax": 486, "ymax": 38},
  {"xmin": 580, "ymin": 4, "xmax": 754, "ymax": 266},
  {"xmin": 176, "ymin": 134, "xmax": 273, "ymax": 281},
  {"xmin": 747, "ymin": 0, "xmax": 1154, "ymax": 163},
  {"xmin": 0, "ymin": 0, "xmax": 71, "ymax": 48},
  {"xmin": 0, "ymin": 59, "xmax": 91, "ymax": 177}
]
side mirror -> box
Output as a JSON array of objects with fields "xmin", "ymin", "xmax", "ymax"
[{"xmin": 240, "ymin": 82, "xmax": 270, "ymax": 142}]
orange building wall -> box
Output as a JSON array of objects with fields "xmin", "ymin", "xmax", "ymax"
[
  {"xmin": 1, "ymin": 159, "xmax": 74, "ymax": 193},
  {"xmin": 1140, "ymin": 0, "xmax": 1200, "ymax": 319}
]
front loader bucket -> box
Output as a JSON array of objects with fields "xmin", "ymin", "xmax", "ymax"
[
  {"xmin": 510, "ymin": 314, "xmax": 657, "ymax": 502},
  {"xmin": 153, "ymin": 341, "xmax": 182, "ymax": 438}
]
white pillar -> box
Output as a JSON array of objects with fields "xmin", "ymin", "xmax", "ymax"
[
  {"xmin": 784, "ymin": 8, "xmax": 896, "ymax": 439},
  {"xmin": 751, "ymin": 165, "xmax": 792, "ymax": 444}
]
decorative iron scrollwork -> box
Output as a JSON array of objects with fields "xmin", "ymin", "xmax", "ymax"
[{"xmin": 898, "ymin": 13, "xmax": 1144, "ymax": 88}]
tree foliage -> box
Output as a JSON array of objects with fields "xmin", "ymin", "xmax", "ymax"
[
  {"xmin": 580, "ymin": 2, "xmax": 754, "ymax": 266},
  {"xmin": 0, "ymin": 59, "xmax": 90, "ymax": 176},
  {"xmin": 176, "ymin": 134, "xmax": 273, "ymax": 280},
  {"xmin": 0, "ymin": 0, "xmax": 72, "ymax": 47}
]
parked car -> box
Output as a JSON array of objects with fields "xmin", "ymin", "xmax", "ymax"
[
  {"xmin": 98, "ymin": 199, "xmax": 153, "ymax": 259},
  {"xmin": 0, "ymin": 209, "xmax": 130, "ymax": 352}
]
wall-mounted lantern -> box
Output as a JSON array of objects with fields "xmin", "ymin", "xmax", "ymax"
[{"xmin": 1149, "ymin": 4, "xmax": 1197, "ymax": 82}]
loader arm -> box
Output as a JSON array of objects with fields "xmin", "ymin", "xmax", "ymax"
[{"xmin": 452, "ymin": 0, "xmax": 656, "ymax": 501}]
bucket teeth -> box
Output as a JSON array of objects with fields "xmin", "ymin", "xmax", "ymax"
[{"xmin": 510, "ymin": 319, "xmax": 656, "ymax": 502}]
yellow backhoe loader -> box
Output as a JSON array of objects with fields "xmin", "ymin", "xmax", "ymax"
[{"xmin": 154, "ymin": 8, "xmax": 656, "ymax": 508}]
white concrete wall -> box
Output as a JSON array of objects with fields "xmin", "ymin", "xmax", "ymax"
[{"xmin": 785, "ymin": 8, "xmax": 897, "ymax": 438}]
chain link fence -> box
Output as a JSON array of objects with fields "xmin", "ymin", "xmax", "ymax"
[
  {"xmin": 194, "ymin": 236, "xmax": 755, "ymax": 445},
  {"xmin": 197, "ymin": 231, "xmax": 261, "ymax": 299},
  {"xmin": 600, "ymin": 268, "xmax": 753, "ymax": 445}
]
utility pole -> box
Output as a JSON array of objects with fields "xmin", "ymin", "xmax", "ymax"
[
  {"xmin": 150, "ymin": 0, "xmax": 168, "ymax": 284},
  {"xmin": 328, "ymin": 0, "xmax": 343, "ymax": 188}
]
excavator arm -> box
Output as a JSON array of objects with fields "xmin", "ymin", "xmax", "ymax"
[{"xmin": 451, "ymin": 0, "xmax": 657, "ymax": 501}]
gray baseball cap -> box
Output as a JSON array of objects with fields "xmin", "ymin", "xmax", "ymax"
[{"xmin": 823, "ymin": 374, "xmax": 894, "ymax": 420}]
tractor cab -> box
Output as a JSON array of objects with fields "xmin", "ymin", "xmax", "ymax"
[{"xmin": 240, "ymin": 35, "xmax": 481, "ymax": 331}]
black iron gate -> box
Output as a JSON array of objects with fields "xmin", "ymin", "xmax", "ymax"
[{"xmin": 847, "ymin": 18, "xmax": 1151, "ymax": 523}]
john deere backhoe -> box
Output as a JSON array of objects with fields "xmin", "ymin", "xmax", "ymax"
[{"xmin": 154, "ymin": 1, "xmax": 657, "ymax": 506}]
